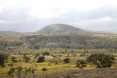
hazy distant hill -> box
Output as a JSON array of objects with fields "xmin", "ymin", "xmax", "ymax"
[
  {"xmin": 0, "ymin": 31, "xmax": 21, "ymax": 35},
  {"xmin": 0, "ymin": 24, "xmax": 117, "ymax": 51},
  {"xmin": 37, "ymin": 24, "xmax": 83, "ymax": 34}
]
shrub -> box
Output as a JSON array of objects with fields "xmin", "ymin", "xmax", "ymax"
[
  {"xmin": 37, "ymin": 56, "xmax": 45, "ymax": 62},
  {"xmin": 76, "ymin": 60, "xmax": 86, "ymax": 69},
  {"xmin": 11, "ymin": 56, "xmax": 17, "ymax": 63},
  {"xmin": 41, "ymin": 67, "xmax": 47, "ymax": 72},
  {"xmin": 42, "ymin": 51, "xmax": 50, "ymax": 56},
  {"xmin": 63, "ymin": 58, "xmax": 70, "ymax": 63}
]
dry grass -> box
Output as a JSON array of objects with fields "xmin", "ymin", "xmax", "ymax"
[{"xmin": 37, "ymin": 68, "xmax": 117, "ymax": 78}]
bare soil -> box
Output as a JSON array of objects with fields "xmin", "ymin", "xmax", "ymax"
[{"xmin": 33, "ymin": 68, "xmax": 117, "ymax": 78}]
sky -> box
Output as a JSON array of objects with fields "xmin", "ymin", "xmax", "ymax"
[{"xmin": 0, "ymin": 0, "xmax": 117, "ymax": 32}]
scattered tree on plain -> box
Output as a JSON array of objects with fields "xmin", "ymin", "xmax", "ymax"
[
  {"xmin": 63, "ymin": 58, "xmax": 70, "ymax": 63},
  {"xmin": 87, "ymin": 53, "xmax": 115, "ymax": 68},
  {"xmin": 0, "ymin": 53, "xmax": 9, "ymax": 67},
  {"xmin": 37, "ymin": 56, "xmax": 45, "ymax": 62},
  {"xmin": 76, "ymin": 60, "xmax": 87, "ymax": 69}
]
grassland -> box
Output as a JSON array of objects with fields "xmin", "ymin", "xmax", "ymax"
[{"xmin": 0, "ymin": 48, "xmax": 117, "ymax": 78}]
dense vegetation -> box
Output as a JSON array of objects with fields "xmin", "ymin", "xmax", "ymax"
[
  {"xmin": 0, "ymin": 32, "xmax": 117, "ymax": 51},
  {"xmin": 0, "ymin": 52, "xmax": 117, "ymax": 78},
  {"xmin": 0, "ymin": 53, "xmax": 9, "ymax": 67}
]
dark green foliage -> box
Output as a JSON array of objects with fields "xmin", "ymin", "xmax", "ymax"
[
  {"xmin": 87, "ymin": 53, "xmax": 115, "ymax": 68},
  {"xmin": 37, "ymin": 56, "xmax": 45, "ymax": 62},
  {"xmin": 42, "ymin": 51, "xmax": 50, "ymax": 56},
  {"xmin": 76, "ymin": 60, "xmax": 86, "ymax": 69},
  {"xmin": 0, "ymin": 53, "xmax": 9, "ymax": 67},
  {"xmin": 11, "ymin": 56, "xmax": 17, "ymax": 63},
  {"xmin": 23, "ymin": 54, "xmax": 31, "ymax": 62},
  {"xmin": 41, "ymin": 67, "xmax": 47, "ymax": 72},
  {"xmin": 63, "ymin": 58, "xmax": 70, "ymax": 63}
]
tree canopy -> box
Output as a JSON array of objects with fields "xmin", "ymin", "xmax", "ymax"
[
  {"xmin": 0, "ymin": 53, "xmax": 9, "ymax": 67},
  {"xmin": 87, "ymin": 53, "xmax": 115, "ymax": 68}
]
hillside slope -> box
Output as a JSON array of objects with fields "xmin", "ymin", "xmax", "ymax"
[
  {"xmin": 0, "ymin": 24, "xmax": 117, "ymax": 51},
  {"xmin": 24, "ymin": 33, "xmax": 117, "ymax": 50},
  {"xmin": 37, "ymin": 24, "xmax": 83, "ymax": 34}
]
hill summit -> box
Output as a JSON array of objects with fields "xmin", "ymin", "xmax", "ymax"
[{"xmin": 38, "ymin": 24, "xmax": 82, "ymax": 34}]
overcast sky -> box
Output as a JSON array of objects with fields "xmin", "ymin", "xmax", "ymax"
[{"xmin": 0, "ymin": 0, "xmax": 117, "ymax": 32}]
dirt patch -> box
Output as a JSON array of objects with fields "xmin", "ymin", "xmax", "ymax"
[{"xmin": 36, "ymin": 68, "xmax": 117, "ymax": 78}]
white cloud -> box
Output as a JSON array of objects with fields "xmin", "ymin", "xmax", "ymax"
[
  {"xmin": 0, "ymin": 0, "xmax": 117, "ymax": 32},
  {"xmin": 82, "ymin": 17, "xmax": 114, "ymax": 24},
  {"xmin": 0, "ymin": 0, "xmax": 117, "ymax": 19}
]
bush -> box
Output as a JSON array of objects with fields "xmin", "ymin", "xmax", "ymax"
[
  {"xmin": 37, "ymin": 56, "xmax": 45, "ymax": 62},
  {"xmin": 87, "ymin": 53, "xmax": 115, "ymax": 68},
  {"xmin": 42, "ymin": 51, "xmax": 50, "ymax": 56},
  {"xmin": 11, "ymin": 56, "xmax": 18, "ymax": 63},
  {"xmin": 63, "ymin": 58, "xmax": 70, "ymax": 63},
  {"xmin": 41, "ymin": 67, "xmax": 47, "ymax": 71},
  {"xmin": 76, "ymin": 60, "xmax": 86, "ymax": 69}
]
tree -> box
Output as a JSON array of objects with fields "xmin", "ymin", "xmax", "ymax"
[
  {"xmin": 0, "ymin": 53, "xmax": 9, "ymax": 67},
  {"xmin": 76, "ymin": 60, "xmax": 86, "ymax": 69},
  {"xmin": 63, "ymin": 58, "xmax": 70, "ymax": 63},
  {"xmin": 37, "ymin": 56, "xmax": 45, "ymax": 63},
  {"xmin": 87, "ymin": 53, "xmax": 115, "ymax": 68}
]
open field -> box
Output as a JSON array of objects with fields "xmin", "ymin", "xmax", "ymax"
[
  {"xmin": 0, "ymin": 49, "xmax": 117, "ymax": 78},
  {"xmin": 0, "ymin": 62, "xmax": 117, "ymax": 78}
]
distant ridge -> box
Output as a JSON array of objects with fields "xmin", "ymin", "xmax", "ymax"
[
  {"xmin": 37, "ymin": 24, "xmax": 83, "ymax": 34},
  {"xmin": 0, "ymin": 31, "xmax": 21, "ymax": 35}
]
